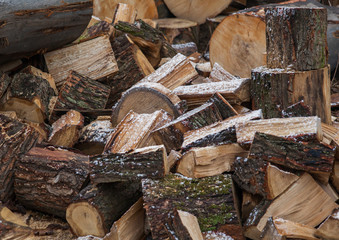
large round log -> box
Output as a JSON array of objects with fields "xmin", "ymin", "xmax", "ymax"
[{"xmin": 0, "ymin": 0, "xmax": 92, "ymax": 64}]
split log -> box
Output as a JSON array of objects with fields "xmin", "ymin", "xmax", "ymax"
[
  {"xmin": 74, "ymin": 18, "xmax": 113, "ymax": 44},
  {"xmin": 0, "ymin": 0, "xmax": 92, "ymax": 64},
  {"xmin": 0, "ymin": 72, "xmax": 11, "ymax": 100},
  {"xmin": 331, "ymin": 160, "xmax": 339, "ymax": 194},
  {"xmin": 236, "ymin": 116, "xmax": 323, "ymax": 148},
  {"xmin": 249, "ymin": 132, "xmax": 335, "ymax": 183},
  {"xmin": 44, "ymin": 36, "xmax": 119, "ymax": 88},
  {"xmin": 241, "ymin": 191, "xmax": 262, "ymax": 222},
  {"xmin": 103, "ymin": 198, "xmax": 145, "ymax": 240},
  {"xmin": 0, "ymin": 218, "xmax": 33, "ymax": 240},
  {"xmin": 209, "ymin": 62, "xmax": 240, "ymax": 82},
  {"xmin": 167, "ymin": 150, "xmax": 182, "ymax": 174},
  {"xmin": 265, "ymin": 6, "xmax": 327, "ymax": 70},
  {"xmin": 53, "ymin": 71, "xmax": 111, "ymax": 111},
  {"xmin": 111, "ymin": 82, "xmax": 183, "ymax": 126},
  {"xmin": 48, "ymin": 110, "xmax": 84, "ymax": 148},
  {"xmin": 315, "ymin": 208, "xmax": 339, "ymax": 240},
  {"xmin": 25, "ymin": 121, "xmax": 51, "ymax": 144},
  {"xmin": 232, "ymin": 157, "xmax": 300, "ymax": 199},
  {"xmin": 90, "ymin": 145, "xmax": 167, "ymax": 183},
  {"xmin": 172, "ymin": 42, "xmax": 198, "ymax": 57},
  {"xmin": 182, "ymin": 110, "xmax": 262, "ymax": 152},
  {"xmin": 142, "ymin": 174, "xmax": 239, "ymax": 239},
  {"xmin": 112, "ymin": 3, "xmax": 137, "ymax": 25},
  {"xmin": 173, "ymin": 78, "xmax": 250, "ymax": 109},
  {"xmin": 14, "ymin": 146, "xmax": 89, "ymax": 218},
  {"xmin": 66, "ymin": 182, "xmax": 141, "ymax": 237},
  {"xmin": 163, "ymin": 0, "xmax": 232, "ymax": 24},
  {"xmin": 244, "ymin": 173, "xmax": 338, "ymax": 239},
  {"xmin": 105, "ymin": 34, "xmax": 154, "ymax": 107},
  {"xmin": 177, "ymin": 144, "xmax": 248, "ymax": 178},
  {"xmin": 208, "ymin": 93, "xmax": 238, "ymax": 120},
  {"xmin": 282, "ymin": 100, "xmax": 312, "ymax": 118},
  {"xmin": 105, "ymin": 110, "xmax": 171, "ymax": 153},
  {"xmin": 195, "ymin": 62, "xmax": 211, "ymax": 77},
  {"xmin": 0, "ymin": 115, "xmax": 39, "ymax": 202},
  {"xmin": 261, "ymin": 217, "xmax": 318, "ymax": 240},
  {"xmin": 154, "ymin": 18, "xmax": 199, "ymax": 45},
  {"xmin": 251, "ymin": 66, "xmax": 331, "ymax": 124},
  {"xmin": 138, "ymin": 53, "xmax": 198, "ymax": 90}
]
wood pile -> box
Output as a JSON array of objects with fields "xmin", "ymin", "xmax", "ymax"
[{"xmin": 0, "ymin": 0, "xmax": 339, "ymax": 239}]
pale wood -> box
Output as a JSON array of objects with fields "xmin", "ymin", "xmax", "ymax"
[
  {"xmin": 318, "ymin": 182, "xmax": 339, "ymax": 202},
  {"xmin": 170, "ymin": 210, "xmax": 204, "ymax": 240},
  {"xmin": 167, "ymin": 150, "xmax": 182, "ymax": 174},
  {"xmin": 315, "ymin": 208, "xmax": 339, "ymax": 240},
  {"xmin": 73, "ymin": 18, "xmax": 113, "ymax": 44},
  {"xmin": 113, "ymin": 3, "xmax": 137, "ymax": 24},
  {"xmin": 44, "ymin": 36, "xmax": 118, "ymax": 88},
  {"xmin": 25, "ymin": 121, "xmax": 50, "ymax": 143},
  {"xmin": 321, "ymin": 122, "xmax": 339, "ymax": 145},
  {"xmin": 0, "ymin": 111, "xmax": 17, "ymax": 119},
  {"xmin": 163, "ymin": 0, "xmax": 232, "ymax": 24},
  {"xmin": 177, "ymin": 143, "xmax": 248, "ymax": 178},
  {"xmin": 104, "ymin": 198, "xmax": 145, "ymax": 240},
  {"xmin": 209, "ymin": 62, "xmax": 239, "ymax": 82}
]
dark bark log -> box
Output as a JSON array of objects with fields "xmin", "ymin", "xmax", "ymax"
[
  {"xmin": 54, "ymin": 71, "xmax": 111, "ymax": 111},
  {"xmin": 74, "ymin": 19, "xmax": 112, "ymax": 44},
  {"xmin": 90, "ymin": 145, "xmax": 167, "ymax": 183},
  {"xmin": 208, "ymin": 93, "xmax": 238, "ymax": 120},
  {"xmin": 265, "ymin": 6, "xmax": 328, "ymax": 71},
  {"xmin": 0, "ymin": 0, "xmax": 92, "ymax": 64},
  {"xmin": 14, "ymin": 146, "xmax": 89, "ymax": 218},
  {"xmin": 67, "ymin": 182, "xmax": 141, "ymax": 237},
  {"xmin": 282, "ymin": 100, "xmax": 312, "ymax": 118},
  {"xmin": 0, "ymin": 115, "xmax": 39, "ymax": 202},
  {"xmin": 0, "ymin": 72, "xmax": 11, "ymax": 99},
  {"xmin": 142, "ymin": 174, "xmax": 239, "ymax": 240},
  {"xmin": 151, "ymin": 123, "xmax": 184, "ymax": 154}
]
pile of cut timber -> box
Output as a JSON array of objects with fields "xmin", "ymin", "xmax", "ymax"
[{"xmin": 0, "ymin": 0, "xmax": 339, "ymax": 239}]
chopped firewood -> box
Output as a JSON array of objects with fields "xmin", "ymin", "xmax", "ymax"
[
  {"xmin": 232, "ymin": 105, "xmax": 251, "ymax": 114},
  {"xmin": 103, "ymin": 198, "xmax": 145, "ymax": 240},
  {"xmin": 315, "ymin": 208, "xmax": 339, "ymax": 240},
  {"xmin": 112, "ymin": 3, "xmax": 137, "ymax": 25},
  {"xmin": 182, "ymin": 110, "xmax": 262, "ymax": 152},
  {"xmin": 241, "ymin": 191, "xmax": 262, "ymax": 222},
  {"xmin": 244, "ymin": 173, "xmax": 338, "ymax": 239},
  {"xmin": 153, "ymin": 18, "xmax": 199, "ymax": 45},
  {"xmin": 236, "ymin": 116, "xmax": 323, "ymax": 148},
  {"xmin": 321, "ymin": 122, "xmax": 339, "ymax": 145},
  {"xmin": 331, "ymin": 161, "xmax": 339, "ymax": 194},
  {"xmin": 0, "ymin": 72, "xmax": 11, "ymax": 99},
  {"xmin": 0, "ymin": 111, "xmax": 17, "ymax": 119},
  {"xmin": 177, "ymin": 144, "xmax": 248, "ymax": 178},
  {"xmin": 66, "ymin": 182, "xmax": 141, "ymax": 237},
  {"xmin": 265, "ymin": 6, "xmax": 327, "ymax": 71},
  {"xmin": 75, "ymin": 118, "xmax": 114, "ymax": 155},
  {"xmin": 48, "ymin": 110, "xmax": 84, "ymax": 148},
  {"xmin": 0, "ymin": 218, "xmax": 33, "ymax": 240},
  {"xmin": 249, "ymin": 132, "xmax": 335, "ymax": 183},
  {"xmin": 208, "ymin": 93, "xmax": 238, "ymax": 120},
  {"xmin": 74, "ymin": 18, "xmax": 113, "ymax": 44},
  {"xmin": 106, "ymin": 34, "xmax": 154, "ymax": 107},
  {"xmin": 25, "ymin": 121, "xmax": 50, "ymax": 143},
  {"xmin": 195, "ymin": 62, "xmax": 211, "ymax": 77},
  {"xmin": 172, "ymin": 42, "xmax": 198, "ymax": 56},
  {"xmin": 105, "ymin": 110, "xmax": 171, "ymax": 153},
  {"xmin": 14, "ymin": 146, "xmax": 89, "ymax": 218},
  {"xmin": 53, "ymin": 71, "xmax": 111, "ymax": 111},
  {"xmin": 139, "ymin": 53, "xmax": 198, "ymax": 90},
  {"xmin": 163, "ymin": 0, "xmax": 232, "ymax": 24},
  {"xmin": 111, "ymin": 82, "xmax": 183, "ymax": 126},
  {"xmin": 44, "ymin": 36, "xmax": 119, "ymax": 88},
  {"xmin": 142, "ymin": 174, "xmax": 239, "ymax": 239},
  {"xmin": 90, "ymin": 145, "xmax": 167, "ymax": 183},
  {"xmin": 233, "ymin": 157, "xmax": 300, "ymax": 199},
  {"xmin": 0, "ymin": 115, "xmax": 39, "ymax": 202},
  {"xmin": 209, "ymin": 62, "xmax": 240, "ymax": 82},
  {"xmin": 318, "ymin": 182, "xmax": 339, "ymax": 202},
  {"xmin": 173, "ymin": 78, "xmax": 250, "ymax": 109},
  {"xmin": 167, "ymin": 150, "xmax": 182, "ymax": 173},
  {"xmin": 251, "ymin": 66, "xmax": 331, "ymax": 124},
  {"xmin": 261, "ymin": 217, "xmax": 319, "ymax": 240},
  {"xmin": 282, "ymin": 100, "xmax": 312, "ymax": 118}
]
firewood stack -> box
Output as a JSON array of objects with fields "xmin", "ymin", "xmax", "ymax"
[{"xmin": 0, "ymin": 0, "xmax": 339, "ymax": 239}]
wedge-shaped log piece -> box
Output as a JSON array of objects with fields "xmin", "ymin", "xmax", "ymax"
[
  {"xmin": 282, "ymin": 100, "xmax": 312, "ymax": 118},
  {"xmin": 105, "ymin": 110, "xmax": 171, "ymax": 153},
  {"xmin": 45, "ymin": 36, "xmax": 119, "ymax": 88},
  {"xmin": 0, "ymin": 210, "xmax": 34, "ymax": 240},
  {"xmin": 66, "ymin": 182, "xmax": 141, "ymax": 237},
  {"xmin": 14, "ymin": 146, "xmax": 89, "ymax": 218},
  {"xmin": 315, "ymin": 208, "xmax": 339, "ymax": 240},
  {"xmin": 74, "ymin": 18, "xmax": 113, "ymax": 44},
  {"xmin": 173, "ymin": 78, "xmax": 250, "ymax": 109},
  {"xmin": 244, "ymin": 173, "xmax": 338, "ymax": 240},
  {"xmin": 54, "ymin": 71, "xmax": 111, "ymax": 111},
  {"xmin": 261, "ymin": 217, "xmax": 318, "ymax": 240},
  {"xmin": 111, "ymin": 82, "xmax": 183, "ymax": 126},
  {"xmin": 177, "ymin": 144, "xmax": 248, "ymax": 178},
  {"xmin": 0, "ymin": 72, "xmax": 11, "ymax": 99},
  {"xmin": 208, "ymin": 93, "xmax": 238, "ymax": 120},
  {"xmin": 139, "ymin": 53, "xmax": 198, "ymax": 90},
  {"xmin": 0, "ymin": 115, "xmax": 39, "ymax": 202},
  {"xmin": 236, "ymin": 116, "xmax": 323, "ymax": 148},
  {"xmin": 233, "ymin": 157, "xmax": 300, "ymax": 200},
  {"xmin": 112, "ymin": 3, "xmax": 137, "ymax": 24},
  {"xmin": 142, "ymin": 174, "xmax": 239, "ymax": 239},
  {"xmin": 48, "ymin": 110, "xmax": 84, "ymax": 148},
  {"xmin": 103, "ymin": 198, "xmax": 145, "ymax": 240},
  {"xmin": 321, "ymin": 122, "xmax": 339, "ymax": 145},
  {"xmin": 209, "ymin": 62, "xmax": 240, "ymax": 82},
  {"xmin": 249, "ymin": 132, "xmax": 335, "ymax": 183},
  {"xmin": 182, "ymin": 110, "xmax": 262, "ymax": 152},
  {"xmin": 90, "ymin": 145, "xmax": 167, "ymax": 183}
]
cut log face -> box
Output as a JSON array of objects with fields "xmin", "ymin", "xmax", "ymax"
[
  {"xmin": 265, "ymin": 6, "xmax": 328, "ymax": 71},
  {"xmin": 111, "ymin": 82, "xmax": 182, "ymax": 126},
  {"xmin": 14, "ymin": 146, "xmax": 89, "ymax": 218},
  {"xmin": 236, "ymin": 116, "xmax": 323, "ymax": 147},
  {"xmin": 210, "ymin": 13, "xmax": 266, "ymax": 78},
  {"xmin": 142, "ymin": 174, "xmax": 239, "ymax": 239},
  {"xmin": 163, "ymin": 0, "xmax": 232, "ymax": 24},
  {"xmin": 177, "ymin": 144, "xmax": 248, "ymax": 178},
  {"xmin": 44, "ymin": 36, "xmax": 119, "ymax": 88},
  {"xmin": 315, "ymin": 208, "xmax": 339, "ymax": 240}
]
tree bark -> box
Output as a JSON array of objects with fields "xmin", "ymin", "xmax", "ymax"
[
  {"xmin": 208, "ymin": 93, "xmax": 238, "ymax": 120},
  {"xmin": 0, "ymin": 72, "xmax": 11, "ymax": 99}
]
